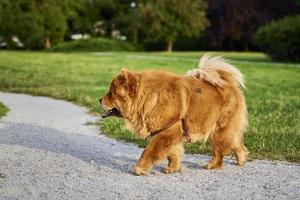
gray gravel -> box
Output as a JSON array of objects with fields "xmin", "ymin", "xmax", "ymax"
[{"xmin": 0, "ymin": 92, "xmax": 299, "ymax": 200}]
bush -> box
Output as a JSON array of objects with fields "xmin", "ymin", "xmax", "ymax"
[
  {"xmin": 48, "ymin": 37, "xmax": 139, "ymax": 52},
  {"xmin": 254, "ymin": 15, "xmax": 300, "ymax": 62}
]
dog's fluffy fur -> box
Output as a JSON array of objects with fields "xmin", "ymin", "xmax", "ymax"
[{"xmin": 101, "ymin": 54, "xmax": 248, "ymax": 175}]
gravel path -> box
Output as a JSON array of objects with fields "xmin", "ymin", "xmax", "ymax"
[{"xmin": 0, "ymin": 92, "xmax": 299, "ymax": 200}]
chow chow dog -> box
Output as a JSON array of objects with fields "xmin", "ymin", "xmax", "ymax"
[{"xmin": 100, "ymin": 54, "xmax": 248, "ymax": 175}]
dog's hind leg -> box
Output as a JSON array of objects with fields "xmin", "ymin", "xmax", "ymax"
[
  {"xmin": 204, "ymin": 125, "xmax": 248, "ymax": 169},
  {"xmin": 232, "ymin": 142, "xmax": 248, "ymax": 166},
  {"xmin": 204, "ymin": 129, "xmax": 232, "ymax": 169},
  {"xmin": 203, "ymin": 148, "xmax": 227, "ymax": 169}
]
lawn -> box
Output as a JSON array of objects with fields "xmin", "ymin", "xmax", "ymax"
[
  {"xmin": 0, "ymin": 102, "xmax": 9, "ymax": 119},
  {"xmin": 0, "ymin": 51, "xmax": 299, "ymax": 162}
]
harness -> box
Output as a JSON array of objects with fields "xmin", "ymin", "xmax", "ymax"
[{"xmin": 150, "ymin": 118, "xmax": 192, "ymax": 142}]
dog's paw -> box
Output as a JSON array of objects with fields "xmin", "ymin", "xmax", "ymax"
[
  {"xmin": 133, "ymin": 166, "xmax": 148, "ymax": 176},
  {"xmin": 236, "ymin": 150, "xmax": 249, "ymax": 166},
  {"xmin": 164, "ymin": 166, "xmax": 180, "ymax": 174},
  {"xmin": 203, "ymin": 163, "xmax": 223, "ymax": 170},
  {"xmin": 237, "ymin": 160, "xmax": 246, "ymax": 166}
]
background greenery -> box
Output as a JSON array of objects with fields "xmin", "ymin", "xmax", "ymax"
[
  {"xmin": 0, "ymin": 102, "xmax": 9, "ymax": 119},
  {"xmin": 0, "ymin": 51, "xmax": 299, "ymax": 162},
  {"xmin": 255, "ymin": 15, "xmax": 300, "ymax": 62},
  {"xmin": 48, "ymin": 38, "xmax": 138, "ymax": 52},
  {"xmin": 1, "ymin": 0, "xmax": 300, "ymax": 61}
]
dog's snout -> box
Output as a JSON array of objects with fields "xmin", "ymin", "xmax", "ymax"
[{"xmin": 99, "ymin": 98, "xmax": 102, "ymax": 104}]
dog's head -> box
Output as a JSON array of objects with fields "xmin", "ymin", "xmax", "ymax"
[{"xmin": 100, "ymin": 69, "xmax": 139, "ymax": 118}]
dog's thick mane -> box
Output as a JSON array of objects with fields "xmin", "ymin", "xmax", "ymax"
[{"xmin": 186, "ymin": 54, "xmax": 245, "ymax": 88}]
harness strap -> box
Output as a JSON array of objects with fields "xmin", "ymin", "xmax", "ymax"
[
  {"xmin": 150, "ymin": 118, "xmax": 192, "ymax": 142},
  {"xmin": 149, "ymin": 120, "xmax": 178, "ymax": 137},
  {"xmin": 181, "ymin": 119, "xmax": 191, "ymax": 142}
]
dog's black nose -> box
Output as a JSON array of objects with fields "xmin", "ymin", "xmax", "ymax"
[{"xmin": 99, "ymin": 98, "xmax": 102, "ymax": 104}]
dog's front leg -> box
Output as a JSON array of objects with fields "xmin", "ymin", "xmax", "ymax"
[
  {"xmin": 164, "ymin": 143, "xmax": 184, "ymax": 174},
  {"xmin": 133, "ymin": 146, "xmax": 155, "ymax": 176},
  {"xmin": 133, "ymin": 127, "xmax": 182, "ymax": 175}
]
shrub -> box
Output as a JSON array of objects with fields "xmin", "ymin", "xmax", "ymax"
[
  {"xmin": 48, "ymin": 37, "xmax": 139, "ymax": 52},
  {"xmin": 0, "ymin": 102, "xmax": 9, "ymax": 119},
  {"xmin": 254, "ymin": 15, "xmax": 300, "ymax": 62}
]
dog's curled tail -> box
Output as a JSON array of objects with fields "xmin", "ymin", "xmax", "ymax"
[{"xmin": 187, "ymin": 54, "xmax": 245, "ymax": 88}]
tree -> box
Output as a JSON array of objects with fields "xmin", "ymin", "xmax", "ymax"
[
  {"xmin": 255, "ymin": 15, "xmax": 300, "ymax": 62},
  {"xmin": 71, "ymin": 0, "xmax": 117, "ymax": 36},
  {"xmin": 138, "ymin": 0, "xmax": 208, "ymax": 51},
  {"xmin": 204, "ymin": 0, "xmax": 300, "ymax": 50},
  {"xmin": 0, "ymin": 0, "xmax": 84, "ymax": 49},
  {"xmin": 113, "ymin": 1, "xmax": 141, "ymax": 43},
  {"xmin": 71, "ymin": 0, "xmax": 138, "ymax": 41}
]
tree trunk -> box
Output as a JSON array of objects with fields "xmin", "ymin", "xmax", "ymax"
[
  {"xmin": 167, "ymin": 39, "xmax": 173, "ymax": 52},
  {"xmin": 44, "ymin": 37, "xmax": 51, "ymax": 49},
  {"xmin": 133, "ymin": 28, "xmax": 138, "ymax": 44}
]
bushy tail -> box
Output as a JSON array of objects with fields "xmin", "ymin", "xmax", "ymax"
[{"xmin": 186, "ymin": 54, "xmax": 245, "ymax": 88}]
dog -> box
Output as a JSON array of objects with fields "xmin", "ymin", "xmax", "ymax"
[{"xmin": 100, "ymin": 54, "xmax": 248, "ymax": 175}]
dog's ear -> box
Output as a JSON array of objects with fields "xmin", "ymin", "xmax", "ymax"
[
  {"xmin": 117, "ymin": 68, "xmax": 130, "ymax": 85},
  {"xmin": 120, "ymin": 68, "xmax": 128, "ymax": 79},
  {"xmin": 118, "ymin": 68, "xmax": 140, "ymax": 97},
  {"xmin": 119, "ymin": 68, "xmax": 139, "ymax": 84}
]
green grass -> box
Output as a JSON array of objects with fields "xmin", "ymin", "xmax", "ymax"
[
  {"xmin": 0, "ymin": 102, "xmax": 9, "ymax": 119},
  {"xmin": 0, "ymin": 51, "xmax": 299, "ymax": 162},
  {"xmin": 48, "ymin": 38, "xmax": 138, "ymax": 52}
]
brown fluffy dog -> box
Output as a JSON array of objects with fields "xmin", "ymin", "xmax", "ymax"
[{"xmin": 100, "ymin": 54, "xmax": 248, "ymax": 175}]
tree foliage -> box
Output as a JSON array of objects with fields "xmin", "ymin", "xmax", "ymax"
[
  {"xmin": 69, "ymin": 0, "xmax": 134, "ymax": 38},
  {"xmin": 255, "ymin": 15, "xmax": 300, "ymax": 62},
  {"xmin": 138, "ymin": 0, "xmax": 208, "ymax": 51},
  {"xmin": 1, "ymin": 0, "xmax": 300, "ymax": 53},
  {"xmin": 204, "ymin": 0, "xmax": 300, "ymax": 50},
  {"xmin": 0, "ymin": 0, "xmax": 83, "ymax": 49}
]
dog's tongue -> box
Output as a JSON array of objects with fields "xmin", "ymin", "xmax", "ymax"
[{"xmin": 102, "ymin": 108, "xmax": 122, "ymax": 118}]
